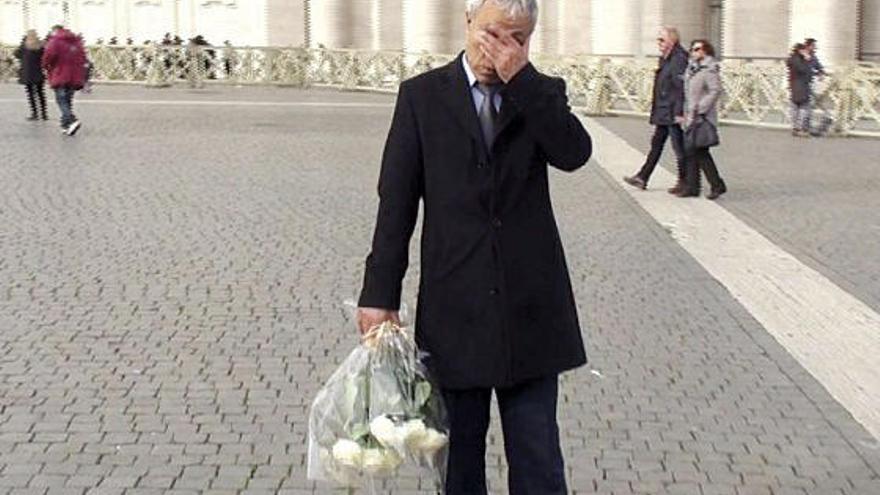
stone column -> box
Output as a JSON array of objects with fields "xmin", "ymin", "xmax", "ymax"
[
  {"xmin": 68, "ymin": 0, "xmax": 117, "ymax": 43},
  {"xmin": 377, "ymin": 0, "xmax": 403, "ymax": 51},
  {"xmin": 310, "ymin": 0, "xmax": 377, "ymax": 49},
  {"xmin": 403, "ymin": 0, "xmax": 461, "ymax": 54},
  {"xmin": 349, "ymin": 0, "xmax": 377, "ymax": 50},
  {"xmin": 0, "ymin": 0, "xmax": 25, "ymax": 43},
  {"xmin": 722, "ymin": 0, "xmax": 789, "ymax": 59},
  {"xmin": 533, "ymin": 0, "xmax": 560, "ymax": 55},
  {"xmin": 266, "ymin": 0, "xmax": 307, "ymax": 47},
  {"xmin": 639, "ymin": 0, "xmax": 706, "ymax": 56},
  {"xmin": 790, "ymin": 0, "xmax": 859, "ymax": 66},
  {"xmin": 309, "ymin": 0, "xmax": 351, "ymax": 48},
  {"xmin": 590, "ymin": 0, "xmax": 640, "ymax": 56},
  {"xmin": 557, "ymin": 0, "xmax": 591, "ymax": 55},
  {"xmin": 864, "ymin": 0, "xmax": 880, "ymax": 62}
]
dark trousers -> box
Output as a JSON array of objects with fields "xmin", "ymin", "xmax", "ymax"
[
  {"xmin": 442, "ymin": 375, "xmax": 566, "ymax": 495},
  {"xmin": 685, "ymin": 147, "xmax": 725, "ymax": 193},
  {"xmin": 25, "ymin": 83, "xmax": 47, "ymax": 118},
  {"xmin": 638, "ymin": 124, "xmax": 686, "ymax": 183},
  {"xmin": 54, "ymin": 86, "xmax": 77, "ymax": 128}
]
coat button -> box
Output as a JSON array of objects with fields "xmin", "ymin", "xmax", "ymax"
[
  {"xmin": 489, "ymin": 288, "xmax": 499, "ymax": 296},
  {"xmin": 477, "ymin": 160, "xmax": 487, "ymax": 169},
  {"xmin": 492, "ymin": 218, "xmax": 502, "ymax": 228}
]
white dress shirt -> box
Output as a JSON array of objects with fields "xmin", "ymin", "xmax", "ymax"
[{"xmin": 462, "ymin": 53, "xmax": 503, "ymax": 115}]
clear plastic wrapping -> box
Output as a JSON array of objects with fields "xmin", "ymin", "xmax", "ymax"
[{"xmin": 307, "ymin": 316, "xmax": 449, "ymax": 492}]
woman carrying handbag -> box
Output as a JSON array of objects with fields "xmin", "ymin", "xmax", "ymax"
[{"xmin": 678, "ymin": 40, "xmax": 727, "ymax": 200}]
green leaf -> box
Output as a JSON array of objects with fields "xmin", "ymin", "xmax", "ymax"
[
  {"xmin": 350, "ymin": 422, "xmax": 370, "ymax": 442},
  {"xmin": 415, "ymin": 381, "xmax": 432, "ymax": 409}
]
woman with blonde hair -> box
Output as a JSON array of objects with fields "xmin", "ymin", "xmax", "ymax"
[{"xmin": 14, "ymin": 29, "xmax": 48, "ymax": 121}]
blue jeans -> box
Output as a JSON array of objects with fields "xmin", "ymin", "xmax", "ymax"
[
  {"xmin": 442, "ymin": 375, "xmax": 567, "ymax": 494},
  {"xmin": 54, "ymin": 86, "xmax": 76, "ymax": 127}
]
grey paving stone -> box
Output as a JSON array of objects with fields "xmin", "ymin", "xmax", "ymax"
[{"xmin": 0, "ymin": 84, "xmax": 878, "ymax": 494}]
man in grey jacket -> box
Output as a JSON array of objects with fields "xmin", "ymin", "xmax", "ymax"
[{"xmin": 624, "ymin": 27, "xmax": 689, "ymax": 193}]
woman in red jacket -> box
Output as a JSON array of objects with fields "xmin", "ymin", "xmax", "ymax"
[{"xmin": 41, "ymin": 25, "xmax": 87, "ymax": 136}]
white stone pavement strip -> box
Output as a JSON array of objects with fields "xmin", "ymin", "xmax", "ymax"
[
  {"xmin": 582, "ymin": 116, "xmax": 880, "ymax": 441},
  {"xmin": 0, "ymin": 97, "xmax": 395, "ymax": 108}
]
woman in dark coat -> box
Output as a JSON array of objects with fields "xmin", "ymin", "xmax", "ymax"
[
  {"xmin": 787, "ymin": 43, "xmax": 814, "ymax": 137},
  {"xmin": 13, "ymin": 30, "xmax": 48, "ymax": 121}
]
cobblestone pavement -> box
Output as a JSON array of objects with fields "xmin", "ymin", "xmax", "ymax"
[
  {"xmin": 593, "ymin": 116, "xmax": 880, "ymax": 314},
  {"xmin": 0, "ymin": 84, "xmax": 878, "ymax": 495}
]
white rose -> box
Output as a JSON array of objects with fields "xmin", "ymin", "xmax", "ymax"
[
  {"xmin": 401, "ymin": 419, "xmax": 428, "ymax": 451},
  {"xmin": 331, "ymin": 439, "xmax": 363, "ymax": 469},
  {"xmin": 369, "ymin": 415, "xmax": 398, "ymax": 448},
  {"xmin": 361, "ymin": 447, "xmax": 402, "ymax": 476},
  {"xmin": 417, "ymin": 428, "xmax": 448, "ymax": 458}
]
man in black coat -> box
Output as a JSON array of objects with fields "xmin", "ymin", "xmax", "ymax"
[
  {"xmin": 356, "ymin": 0, "xmax": 591, "ymax": 492},
  {"xmin": 624, "ymin": 27, "xmax": 689, "ymax": 192}
]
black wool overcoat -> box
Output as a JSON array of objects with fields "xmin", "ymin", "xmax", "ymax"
[
  {"xmin": 787, "ymin": 54, "xmax": 813, "ymax": 105},
  {"xmin": 358, "ymin": 53, "xmax": 592, "ymax": 389},
  {"xmin": 650, "ymin": 44, "xmax": 689, "ymax": 126},
  {"xmin": 14, "ymin": 44, "xmax": 45, "ymax": 85}
]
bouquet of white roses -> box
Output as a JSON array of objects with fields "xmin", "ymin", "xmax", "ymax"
[{"xmin": 307, "ymin": 319, "xmax": 449, "ymax": 491}]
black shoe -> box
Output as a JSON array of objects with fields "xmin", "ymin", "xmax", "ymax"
[
  {"xmin": 623, "ymin": 175, "xmax": 647, "ymax": 190},
  {"xmin": 27, "ymin": 115, "xmax": 38, "ymax": 121},
  {"xmin": 676, "ymin": 189, "xmax": 700, "ymax": 198},
  {"xmin": 41, "ymin": 114, "xmax": 49, "ymax": 121},
  {"xmin": 66, "ymin": 120, "xmax": 82, "ymax": 136},
  {"xmin": 667, "ymin": 182, "xmax": 685, "ymax": 195},
  {"xmin": 707, "ymin": 183, "xmax": 727, "ymax": 200}
]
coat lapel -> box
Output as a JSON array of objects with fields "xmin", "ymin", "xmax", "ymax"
[
  {"xmin": 441, "ymin": 53, "xmax": 486, "ymax": 155},
  {"xmin": 439, "ymin": 52, "xmax": 524, "ymax": 156},
  {"xmin": 495, "ymin": 87, "xmax": 520, "ymax": 141}
]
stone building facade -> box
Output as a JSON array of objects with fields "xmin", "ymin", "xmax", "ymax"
[{"xmin": 1, "ymin": 0, "xmax": 878, "ymax": 64}]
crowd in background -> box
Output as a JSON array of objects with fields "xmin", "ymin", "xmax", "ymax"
[{"xmin": 7, "ymin": 24, "xmax": 831, "ymax": 145}]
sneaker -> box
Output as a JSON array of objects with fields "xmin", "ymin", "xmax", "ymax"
[{"xmin": 65, "ymin": 120, "xmax": 82, "ymax": 136}]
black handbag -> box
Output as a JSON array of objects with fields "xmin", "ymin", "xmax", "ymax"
[{"xmin": 684, "ymin": 115, "xmax": 720, "ymax": 150}]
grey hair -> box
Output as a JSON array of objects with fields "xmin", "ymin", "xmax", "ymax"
[{"xmin": 466, "ymin": 0, "xmax": 539, "ymax": 25}]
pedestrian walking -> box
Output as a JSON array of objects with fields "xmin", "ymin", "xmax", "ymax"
[
  {"xmin": 13, "ymin": 29, "xmax": 48, "ymax": 121},
  {"xmin": 356, "ymin": 0, "xmax": 592, "ymax": 493},
  {"xmin": 787, "ymin": 43, "xmax": 813, "ymax": 137},
  {"xmin": 679, "ymin": 40, "xmax": 726, "ymax": 200},
  {"xmin": 803, "ymin": 38, "xmax": 827, "ymax": 78},
  {"xmin": 623, "ymin": 27, "xmax": 689, "ymax": 192},
  {"xmin": 42, "ymin": 24, "xmax": 87, "ymax": 136}
]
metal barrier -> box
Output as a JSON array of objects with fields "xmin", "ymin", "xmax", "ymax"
[{"xmin": 2, "ymin": 44, "xmax": 878, "ymax": 136}]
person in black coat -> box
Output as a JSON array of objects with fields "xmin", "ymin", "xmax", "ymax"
[
  {"xmin": 624, "ymin": 27, "xmax": 689, "ymax": 192},
  {"xmin": 355, "ymin": 1, "xmax": 591, "ymax": 493},
  {"xmin": 787, "ymin": 43, "xmax": 814, "ymax": 137},
  {"xmin": 13, "ymin": 30, "xmax": 48, "ymax": 121}
]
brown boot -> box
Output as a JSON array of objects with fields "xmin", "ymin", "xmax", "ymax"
[{"xmin": 667, "ymin": 181, "xmax": 684, "ymax": 195}]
